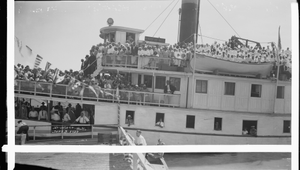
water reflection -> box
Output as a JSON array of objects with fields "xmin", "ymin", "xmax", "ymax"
[{"xmin": 164, "ymin": 153, "xmax": 291, "ymax": 170}]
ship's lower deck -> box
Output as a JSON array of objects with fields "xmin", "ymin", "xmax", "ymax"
[{"xmin": 15, "ymin": 92, "xmax": 291, "ymax": 145}]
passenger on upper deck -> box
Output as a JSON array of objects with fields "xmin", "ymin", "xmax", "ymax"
[{"xmin": 38, "ymin": 103, "xmax": 48, "ymax": 121}]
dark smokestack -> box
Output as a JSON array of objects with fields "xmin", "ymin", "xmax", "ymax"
[{"xmin": 179, "ymin": 0, "xmax": 200, "ymax": 44}]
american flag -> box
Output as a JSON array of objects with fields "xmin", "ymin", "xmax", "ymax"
[{"xmin": 34, "ymin": 55, "xmax": 43, "ymax": 69}]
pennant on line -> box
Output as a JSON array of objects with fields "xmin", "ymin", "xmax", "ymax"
[
  {"xmin": 25, "ymin": 45, "xmax": 33, "ymax": 57},
  {"xmin": 15, "ymin": 36, "xmax": 23, "ymax": 57},
  {"xmin": 278, "ymin": 26, "xmax": 282, "ymax": 51}
]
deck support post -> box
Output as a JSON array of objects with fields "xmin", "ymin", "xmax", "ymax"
[{"xmin": 33, "ymin": 126, "xmax": 36, "ymax": 141}]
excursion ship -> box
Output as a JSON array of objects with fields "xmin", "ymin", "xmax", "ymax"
[{"xmin": 15, "ymin": 0, "xmax": 291, "ymax": 146}]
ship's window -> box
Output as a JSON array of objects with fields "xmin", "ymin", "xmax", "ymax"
[
  {"xmin": 251, "ymin": 84, "xmax": 262, "ymax": 98},
  {"xmin": 169, "ymin": 77, "xmax": 180, "ymax": 91},
  {"xmin": 196, "ymin": 80, "xmax": 207, "ymax": 93},
  {"xmin": 125, "ymin": 110, "xmax": 135, "ymax": 125},
  {"xmin": 155, "ymin": 113, "xmax": 165, "ymax": 127},
  {"xmin": 155, "ymin": 76, "xmax": 166, "ymax": 90},
  {"xmin": 224, "ymin": 82, "xmax": 235, "ymax": 96},
  {"xmin": 186, "ymin": 115, "xmax": 195, "ymax": 129},
  {"xmin": 277, "ymin": 86, "xmax": 285, "ymax": 99},
  {"xmin": 144, "ymin": 75, "xmax": 153, "ymax": 88},
  {"xmin": 242, "ymin": 120, "xmax": 258, "ymax": 136},
  {"xmin": 283, "ymin": 120, "xmax": 291, "ymax": 133},
  {"xmin": 126, "ymin": 32, "xmax": 135, "ymax": 43},
  {"xmin": 105, "ymin": 32, "xmax": 115, "ymax": 43},
  {"xmin": 214, "ymin": 117, "xmax": 222, "ymax": 131}
]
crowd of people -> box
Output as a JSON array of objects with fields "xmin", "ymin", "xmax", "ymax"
[
  {"xmin": 14, "ymin": 37, "xmax": 292, "ymax": 100},
  {"xmin": 15, "ymin": 98, "xmax": 94, "ymax": 125}
]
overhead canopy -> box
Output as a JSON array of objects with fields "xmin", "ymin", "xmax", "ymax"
[{"xmin": 100, "ymin": 26, "xmax": 144, "ymax": 35}]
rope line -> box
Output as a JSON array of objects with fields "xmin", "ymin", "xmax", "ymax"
[
  {"xmin": 198, "ymin": 25, "xmax": 204, "ymax": 44},
  {"xmin": 153, "ymin": 0, "xmax": 180, "ymax": 37},
  {"xmin": 181, "ymin": 34, "xmax": 194, "ymax": 43},
  {"xmin": 206, "ymin": 0, "xmax": 240, "ymax": 37},
  {"xmin": 144, "ymin": 0, "xmax": 176, "ymax": 32}
]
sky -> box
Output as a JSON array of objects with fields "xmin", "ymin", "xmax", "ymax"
[{"xmin": 14, "ymin": 0, "xmax": 295, "ymax": 71}]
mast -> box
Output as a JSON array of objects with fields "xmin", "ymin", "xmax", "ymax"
[{"xmin": 178, "ymin": 0, "xmax": 200, "ymax": 43}]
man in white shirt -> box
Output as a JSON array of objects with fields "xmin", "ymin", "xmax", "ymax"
[
  {"xmin": 75, "ymin": 112, "xmax": 90, "ymax": 124},
  {"xmin": 28, "ymin": 107, "xmax": 38, "ymax": 120},
  {"xmin": 134, "ymin": 130, "xmax": 147, "ymax": 146},
  {"xmin": 38, "ymin": 109, "xmax": 48, "ymax": 121}
]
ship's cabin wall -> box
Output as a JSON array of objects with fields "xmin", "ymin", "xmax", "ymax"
[
  {"xmin": 189, "ymin": 74, "xmax": 291, "ymax": 114},
  {"xmin": 130, "ymin": 72, "xmax": 188, "ymax": 108},
  {"xmin": 103, "ymin": 31, "xmax": 140, "ymax": 44}
]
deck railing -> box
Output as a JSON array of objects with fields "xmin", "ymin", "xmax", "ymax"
[
  {"xmin": 15, "ymin": 123, "xmax": 120, "ymax": 140},
  {"xmin": 102, "ymin": 54, "xmax": 186, "ymax": 72},
  {"xmin": 14, "ymin": 80, "xmax": 181, "ymax": 107}
]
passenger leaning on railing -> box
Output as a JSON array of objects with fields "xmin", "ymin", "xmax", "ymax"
[
  {"xmin": 16, "ymin": 120, "xmax": 30, "ymax": 141},
  {"xmin": 75, "ymin": 112, "xmax": 90, "ymax": 124}
]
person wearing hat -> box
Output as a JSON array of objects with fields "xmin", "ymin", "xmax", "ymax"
[
  {"xmin": 16, "ymin": 120, "xmax": 30, "ymax": 141},
  {"xmin": 164, "ymin": 80, "xmax": 176, "ymax": 104},
  {"xmin": 38, "ymin": 102, "xmax": 48, "ymax": 121},
  {"xmin": 80, "ymin": 59, "xmax": 85, "ymax": 70},
  {"xmin": 84, "ymin": 55, "xmax": 90, "ymax": 76},
  {"xmin": 126, "ymin": 115, "xmax": 133, "ymax": 127},
  {"xmin": 134, "ymin": 130, "xmax": 147, "ymax": 146}
]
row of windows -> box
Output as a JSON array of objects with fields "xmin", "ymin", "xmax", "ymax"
[
  {"xmin": 125, "ymin": 111, "xmax": 291, "ymax": 133},
  {"xmin": 196, "ymin": 80, "xmax": 285, "ymax": 99},
  {"xmin": 143, "ymin": 75, "xmax": 181, "ymax": 91}
]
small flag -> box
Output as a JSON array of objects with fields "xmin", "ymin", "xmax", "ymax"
[
  {"xmin": 55, "ymin": 74, "xmax": 65, "ymax": 84},
  {"xmin": 79, "ymin": 84, "xmax": 85, "ymax": 97},
  {"xmin": 88, "ymin": 85, "xmax": 98, "ymax": 98},
  {"xmin": 44, "ymin": 62, "xmax": 51, "ymax": 71},
  {"xmin": 43, "ymin": 62, "xmax": 52, "ymax": 77},
  {"xmin": 54, "ymin": 68, "xmax": 59, "ymax": 77},
  {"xmin": 278, "ymin": 26, "xmax": 282, "ymax": 51},
  {"xmin": 52, "ymin": 68, "xmax": 60, "ymax": 84},
  {"xmin": 67, "ymin": 77, "xmax": 76, "ymax": 91},
  {"xmin": 25, "ymin": 45, "xmax": 33, "ymax": 57},
  {"xmin": 116, "ymin": 87, "xmax": 120, "ymax": 101},
  {"xmin": 15, "ymin": 36, "xmax": 23, "ymax": 57},
  {"xmin": 34, "ymin": 55, "xmax": 43, "ymax": 69}
]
